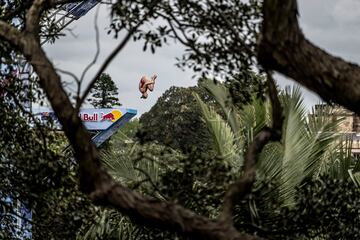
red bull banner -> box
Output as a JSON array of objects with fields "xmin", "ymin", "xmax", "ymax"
[{"xmin": 33, "ymin": 108, "xmax": 136, "ymax": 130}]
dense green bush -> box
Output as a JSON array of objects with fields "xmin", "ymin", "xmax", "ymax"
[{"xmin": 233, "ymin": 176, "xmax": 360, "ymax": 239}]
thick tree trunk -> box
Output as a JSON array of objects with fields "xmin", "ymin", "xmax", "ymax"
[
  {"xmin": 258, "ymin": 0, "xmax": 360, "ymax": 115},
  {"xmin": 0, "ymin": 1, "xmax": 260, "ymax": 239}
]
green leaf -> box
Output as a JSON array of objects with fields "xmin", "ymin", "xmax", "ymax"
[{"xmin": 194, "ymin": 92, "xmax": 242, "ymax": 169}]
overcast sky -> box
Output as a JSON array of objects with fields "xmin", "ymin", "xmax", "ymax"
[{"xmin": 44, "ymin": 0, "xmax": 360, "ymax": 116}]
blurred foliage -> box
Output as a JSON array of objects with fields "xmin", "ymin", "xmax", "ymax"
[
  {"xmin": 234, "ymin": 176, "xmax": 360, "ymax": 239},
  {"xmin": 0, "ymin": 0, "xmax": 73, "ymax": 43},
  {"xmin": 78, "ymin": 136, "xmax": 186, "ymax": 240},
  {"xmin": 110, "ymin": 118, "xmax": 141, "ymax": 145},
  {"xmin": 0, "ymin": 81, "xmax": 95, "ymax": 239},
  {"xmin": 160, "ymin": 151, "xmax": 235, "ymax": 219},
  {"xmin": 110, "ymin": 0, "xmax": 262, "ymax": 81},
  {"xmin": 227, "ymin": 71, "xmax": 267, "ymax": 107}
]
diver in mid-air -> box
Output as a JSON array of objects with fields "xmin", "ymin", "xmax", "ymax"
[{"xmin": 139, "ymin": 74, "xmax": 157, "ymax": 99}]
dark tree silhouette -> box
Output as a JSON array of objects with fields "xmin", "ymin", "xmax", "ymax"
[{"xmin": 88, "ymin": 73, "xmax": 121, "ymax": 108}]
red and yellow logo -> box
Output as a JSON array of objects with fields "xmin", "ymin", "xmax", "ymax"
[{"xmin": 100, "ymin": 110, "xmax": 122, "ymax": 122}]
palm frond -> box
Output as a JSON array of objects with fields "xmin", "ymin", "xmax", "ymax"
[
  {"xmin": 257, "ymin": 142, "xmax": 282, "ymax": 181},
  {"xmin": 100, "ymin": 141, "xmax": 165, "ymax": 192},
  {"xmin": 199, "ymin": 79, "xmax": 241, "ymax": 139},
  {"xmin": 238, "ymin": 96, "xmax": 271, "ymax": 146},
  {"xmin": 194, "ymin": 92, "xmax": 242, "ymax": 169},
  {"xmin": 78, "ymin": 209, "xmax": 137, "ymax": 240},
  {"xmin": 279, "ymin": 102, "xmax": 309, "ymax": 206},
  {"xmin": 257, "ymin": 87, "xmax": 344, "ymax": 206},
  {"xmin": 349, "ymin": 170, "xmax": 360, "ymax": 187},
  {"xmin": 101, "ymin": 148, "xmax": 138, "ymax": 184},
  {"xmin": 326, "ymin": 135, "xmax": 354, "ymax": 179}
]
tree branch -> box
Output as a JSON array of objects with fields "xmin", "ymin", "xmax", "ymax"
[
  {"xmin": 206, "ymin": 0, "xmax": 253, "ymax": 57},
  {"xmin": 220, "ymin": 72, "xmax": 283, "ymax": 226},
  {"xmin": 75, "ymin": 0, "xmax": 161, "ymax": 111},
  {"xmin": 25, "ymin": 0, "xmax": 47, "ymax": 34},
  {"xmin": 0, "ymin": 2, "xmax": 259, "ymax": 240},
  {"xmin": 0, "ymin": 21, "xmax": 26, "ymax": 47},
  {"xmin": 0, "ymin": 0, "xmax": 75, "ymax": 21},
  {"xmin": 258, "ymin": 0, "xmax": 360, "ymax": 115},
  {"xmin": 1, "ymin": 1, "xmax": 33, "ymax": 21},
  {"xmin": 78, "ymin": 5, "xmax": 101, "ymax": 99}
]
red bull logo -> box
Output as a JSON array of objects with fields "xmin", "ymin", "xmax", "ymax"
[
  {"xmin": 77, "ymin": 110, "xmax": 123, "ymax": 122},
  {"xmin": 101, "ymin": 112, "xmax": 115, "ymax": 121},
  {"xmin": 80, "ymin": 113, "xmax": 98, "ymax": 121},
  {"xmin": 100, "ymin": 110, "xmax": 122, "ymax": 122},
  {"xmin": 35, "ymin": 108, "xmax": 127, "ymax": 130}
]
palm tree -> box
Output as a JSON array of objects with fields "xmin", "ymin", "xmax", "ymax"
[
  {"xmin": 79, "ymin": 80, "xmax": 358, "ymax": 239},
  {"xmin": 195, "ymin": 80, "xmax": 347, "ymax": 208}
]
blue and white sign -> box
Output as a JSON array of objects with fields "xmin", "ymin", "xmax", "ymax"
[
  {"xmin": 33, "ymin": 108, "xmax": 137, "ymax": 131},
  {"xmin": 63, "ymin": 0, "xmax": 100, "ymax": 19}
]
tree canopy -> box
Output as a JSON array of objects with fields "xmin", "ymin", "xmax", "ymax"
[
  {"xmin": 2, "ymin": 0, "xmax": 360, "ymax": 239},
  {"xmin": 88, "ymin": 73, "xmax": 121, "ymax": 108},
  {"xmin": 139, "ymin": 85, "xmax": 216, "ymax": 152}
]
